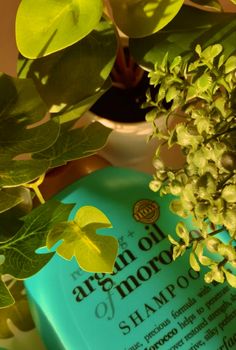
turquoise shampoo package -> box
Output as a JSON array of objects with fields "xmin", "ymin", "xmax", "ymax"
[{"xmin": 25, "ymin": 167, "xmax": 236, "ymax": 350}]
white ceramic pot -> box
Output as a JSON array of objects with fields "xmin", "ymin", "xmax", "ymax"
[
  {"xmin": 78, "ymin": 111, "xmax": 158, "ymax": 174},
  {"xmin": 78, "ymin": 111, "xmax": 186, "ymax": 174}
]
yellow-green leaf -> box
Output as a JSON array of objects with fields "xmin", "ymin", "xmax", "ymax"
[
  {"xmin": 0, "ymin": 160, "xmax": 50, "ymax": 188},
  {"xmin": 190, "ymin": 252, "xmax": 200, "ymax": 271},
  {"xmin": 16, "ymin": 0, "xmax": 103, "ymax": 58},
  {"xmin": 223, "ymin": 268, "xmax": 236, "ymax": 288},
  {"xmin": 168, "ymin": 234, "xmax": 179, "ymax": 246},
  {"xmin": 109, "ymin": 0, "xmax": 184, "ymax": 38},
  {"xmin": 0, "ymin": 278, "xmax": 14, "ymax": 309},
  {"xmin": 47, "ymin": 206, "xmax": 118, "ymax": 273},
  {"xmin": 195, "ymin": 243, "xmax": 212, "ymax": 266},
  {"xmin": 176, "ymin": 221, "xmax": 190, "ymax": 245}
]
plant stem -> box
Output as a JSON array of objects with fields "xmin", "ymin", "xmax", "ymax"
[
  {"xmin": 206, "ymin": 126, "xmax": 236, "ymax": 143},
  {"xmin": 208, "ymin": 227, "xmax": 226, "ymax": 236},
  {"xmin": 33, "ymin": 186, "xmax": 46, "ymax": 204},
  {"xmin": 24, "ymin": 174, "xmax": 46, "ymax": 204}
]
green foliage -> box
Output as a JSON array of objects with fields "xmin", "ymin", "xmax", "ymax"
[
  {"xmin": 47, "ymin": 206, "xmax": 118, "ymax": 273},
  {"xmin": 17, "ymin": 18, "xmax": 117, "ymax": 122},
  {"xmin": 146, "ymin": 44, "xmax": 236, "ymax": 287},
  {"xmin": 33, "ymin": 122, "xmax": 112, "ymax": 168},
  {"xmin": 0, "ymin": 200, "xmax": 73, "ymax": 308},
  {"xmin": 130, "ymin": 5, "xmax": 236, "ymax": 71},
  {"xmin": 0, "ymin": 74, "xmax": 59, "ymax": 157},
  {"xmin": 0, "ymin": 67, "xmax": 112, "ymax": 310}
]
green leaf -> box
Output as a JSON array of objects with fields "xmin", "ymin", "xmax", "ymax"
[
  {"xmin": 172, "ymin": 244, "xmax": 186, "ymax": 260},
  {"xmin": 221, "ymin": 184, "xmax": 236, "ymax": 203},
  {"xmin": 195, "ymin": 116, "xmax": 211, "ymax": 135},
  {"xmin": 109, "ymin": 0, "xmax": 184, "ymax": 38},
  {"xmin": 195, "ymin": 243, "xmax": 212, "ymax": 266},
  {"xmin": 190, "ymin": 252, "xmax": 200, "ymax": 271},
  {"xmin": 0, "ymin": 74, "xmax": 46, "ymax": 124},
  {"xmin": 0, "ymin": 119, "xmax": 60, "ymax": 158},
  {"xmin": 170, "ymin": 199, "xmax": 188, "ymax": 217},
  {"xmin": 166, "ymin": 86, "xmax": 179, "ymax": 103},
  {"xmin": 0, "ymin": 188, "xmax": 32, "ymax": 242},
  {"xmin": 0, "ymin": 278, "xmax": 14, "ymax": 309},
  {"xmin": 224, "ymin": 208, "xmax": 236, "ymax": 233},
  {"xmin": 205, "ymin": 237, "xmax": 221, "ymax": 253},
  {"xmin": 200, "ymin": 44, "xmax": 223, "ymax": 63},
  {"xmin": 47, "ymin": 206, "xmax": 118, "ymax": 273},
  {"xmin": 190, "ymin": 0, "xmax": 223, "ymax": 11},
  {"xmin": 196, "ymin": 73, "xmax": 212, "ymax": 93},
  {"xmin": 130, "ymin": 5, "xmax": 236, "ymax": 70},
  {"xmin": 0, "ymin": 189, "xmax": 24, "ymax": 214},
  {"xmin": 0, "ymin": 160, "xmax": 50, "ymax": 187},
  {"xmin": 168, "ymin": 234, "xmax": 179, "ymax": 246},
  {"xmin": 16, "ymin": 0, "xmax": 103, "ymax": 58},
  {"xmin": 224, "ymin": 55, "xmax": 236, "ymax": 74},
  {"xmin": 205, "ymin": 264, "xmax": 225, "ymax": 283},
  {"xmin": 197, "ymin": 173, "xmax": 216, "ymax": 197},
  {"xmin": 223, "ymin": 268, "xmax": 236, "ymax": 288},
  {"xmin": 218, "ymin": 244, "xmax": 236, "ymax": 262},
  {"xmin": 0, "ymin": 74, "xmax": 59, "ymax": 157},
  {"xmin": 149, "ymin": 179, "xmax": 162, "ymax": 192},
  {"xmin": 17, "ymin": 19, "xmax": 117, "ymax": 119},
  {"xmin": 0, "ymin": 202, "xmax": 68, "ymax": 275},
  {"xmin": 57, "ymin": 79, "xmax": 112, "ymax": 124},
  {"xmin": 33, "ymin": 122, "xmax": 111, "ymax": 167},
  {"xmin": 0, "ymin": 280, "xmax": 34, "ymax": 338},
  {"xmin": 0, "ymin": 187, "xmax": 31, "ymax": 214},
  {"xmin": 0, "ymin": 200, "xmax": 74, "ymax": 308},
  {"xmin": 195, "ymin": 202, "xmax": 209, "ymax": 217},
  {"xmin": 176, "ymin": 222, "xmax": 189, "ymax": 245}
]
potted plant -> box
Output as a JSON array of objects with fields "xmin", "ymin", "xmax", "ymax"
[
  {"xmin": 14, "ymin": 0, "xmax": 189, "ymax": 174},
  {"xmin": 0, "ymin": 6, "xmax": 194, "ymax": 346},
  {"xmin": 133, "ymin": 4, "xmax": 236, "ymax": 287}
]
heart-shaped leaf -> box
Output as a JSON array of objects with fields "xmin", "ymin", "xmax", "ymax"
[
  {"xmin": 109, "ymin": 0, "xmax": 184, "ymax": 38},
  {"xmin": 0, "ymin": 200, "xmax": 74, "ymax": 308},
  {"xmin": 57, "ymin": 79, "xmax": 112, "ymax": 124},
  {"xmin": 47, "ymin": 206, "xmax": 118, "ymax": 273},
  {"xmin": 0, "ymin": 74, "xmax": 46, "ymax": 124},
  {"xmin": 17, "ymin": 19, "xmax": 117, "ymax": 121},
  {"xmin": 0, "ymin": 119, "xmax": 60, "ymax": 158},
  {"xmin": 33, "ymin": 122, "xmax": 112, "ymax": 167},
  {"xmin": 16, "ymin": 0, "xmax": 103, "ymax": 58}
]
